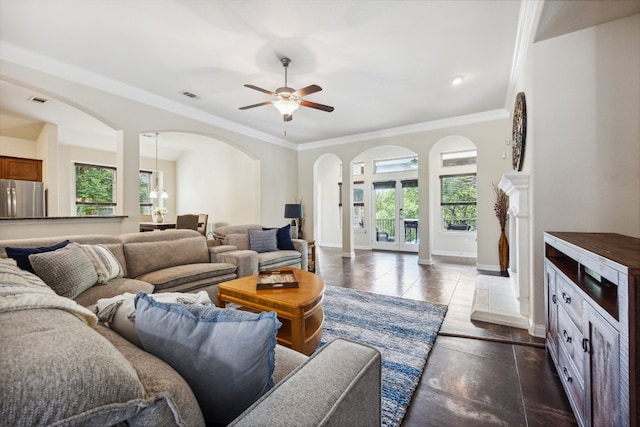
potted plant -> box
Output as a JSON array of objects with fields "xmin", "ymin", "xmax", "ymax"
[
  {"xmin": 153, "ymin": 207, "xmax": 167, "ymax": 223},
  {"xmin": 493, "ymin": 184, "xmax": 509, "ymax": 277}
]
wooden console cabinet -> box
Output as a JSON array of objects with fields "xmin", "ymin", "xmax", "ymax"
[
  {"xmin": 544, "ymin": 232, "xmax": 639, "ymax": 427},
  {"xmin": 0, "ymin": 156, "xmax": 42, "ymax": 182}
]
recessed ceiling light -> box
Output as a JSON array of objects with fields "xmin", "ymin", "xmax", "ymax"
[{"xmin": 449, "ymin": 76, "xmax": 464, "ymax": 86}]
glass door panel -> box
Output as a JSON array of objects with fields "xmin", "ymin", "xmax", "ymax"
[
  {"xmin": 372, "ymin": 181, "xmax": 397, "ymax": 249},
  {"xmin": 401, "ymin": 180, "xmax": 419, "ymax": 251}
]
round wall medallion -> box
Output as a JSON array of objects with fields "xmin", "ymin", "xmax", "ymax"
[{"xmin": 512, "ymin": 92, "xmax": 527, "ymax": 171}]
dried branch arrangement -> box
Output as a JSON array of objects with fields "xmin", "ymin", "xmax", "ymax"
[{"xmin": 493, "ymin": 183, "xmax": 509, "ymax": 230}]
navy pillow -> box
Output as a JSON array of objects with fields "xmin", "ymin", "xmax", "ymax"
[
  {"xmin": 263, "ymin": 224, "xmax": 296, "ymax": 250},
  {"xmin": 5, "ymin": 240, "xmax": 71, "ymax": 273}
]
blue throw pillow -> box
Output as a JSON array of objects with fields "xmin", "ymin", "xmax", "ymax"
[
  {"xmin": 134, "ymin": 293, "xmax": 281, "ymax": 425},
  {"xmin": 263, "ymin": 224, "xmax": 296, "ymax": 250},
  {"xmin": 5, "ymin": 240, "xmax": 70, "ymax": 273},
  {"xmin": 248, "ymin": 228, "xmax": 278, "ymax": 253}
]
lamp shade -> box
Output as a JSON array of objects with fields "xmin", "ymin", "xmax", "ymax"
[{"xmin": 284, "ymin": 204, "xmax": 303, "ymax": 219}]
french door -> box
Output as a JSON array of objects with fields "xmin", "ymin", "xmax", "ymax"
[{"xmin": 371, "ymin": 180, "xmax": 418, "ymax": 252}]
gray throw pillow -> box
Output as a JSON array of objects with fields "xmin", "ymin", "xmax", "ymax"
[
  {"xmin": 29, "ymin": 242, "xmax": 98, "ymax": 299},
  {"xmin": 134, "ymin": 293, "xmax": 281, "ymax": 425},
  {"xmin": 248, "ymin": 228, "xmax": 278, "ymax": 253}
]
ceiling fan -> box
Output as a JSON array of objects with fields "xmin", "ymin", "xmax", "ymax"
[{"xmin": 239, "ymin": 57, "xmax": 334, "ymax": 122}]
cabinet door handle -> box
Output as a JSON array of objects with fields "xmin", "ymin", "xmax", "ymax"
[
  {"xmin": 563, "ymin": 367, "xmax": 573, "ymax": 382},
  {"xmin": 562, "ymin": 329, "xmax": 572, "ymax": 343},
  {"xmin": 552, "ymin": 294, "xmax": 557, "ymax": 304},
  {"xmin": 561, "ymin": 292, "xmax": 571, "ymax": 304},
  {"xmin": 582, "ymin": 338, "xmax": 590, "ymax": 353}
]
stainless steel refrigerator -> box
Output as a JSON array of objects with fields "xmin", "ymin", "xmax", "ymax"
[{"xmin": 0, "ymin": 179, "xmax": 46, "ymax": 217}]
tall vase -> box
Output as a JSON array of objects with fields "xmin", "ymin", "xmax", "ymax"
[{"xmin": 499, "ymin": 228, "xmax": 509, "ymax": 277}]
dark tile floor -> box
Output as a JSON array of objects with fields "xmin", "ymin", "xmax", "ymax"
[{"xmin": 314, "ymin": 247, "xmax": 577, "ymax": 427}]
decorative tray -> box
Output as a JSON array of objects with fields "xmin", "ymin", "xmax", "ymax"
[{"xmin": 256, "ymin": 269, "xmax": 299, "ymax": 289}]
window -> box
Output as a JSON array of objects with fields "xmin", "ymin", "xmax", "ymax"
[
  {"xmin": 75, "ymin": 163, "xmax": 116, "ymax": 216},
  {"xmin": 440, "ymin": 173, "xmax": 477, "ymax": 231},
  {"xmin": 353, "ymin": 162, "xmax": 364, "ymax": 176},
  {"xmin": 338, "ymin": 181, "xmax": 365, "ymax": 229},
  {"xmin": 442, "ymin": 150, "xmax": 477, "ymax": 167},
  {"xmin": 139, "ymin": 170, "xmax": 153, "ymax": 214},
  {"xmin": 374, "ymin": 156, "xmax": 418, "ymax": 174}
]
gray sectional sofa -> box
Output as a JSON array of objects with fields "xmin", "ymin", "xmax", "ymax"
[
  {"xmin": 0, "ymin": 230, "xmax": 382, "ymax": 426},
  {"xmin": 212, "ymin": 224, "xmax": 308, "ymax": 277}
]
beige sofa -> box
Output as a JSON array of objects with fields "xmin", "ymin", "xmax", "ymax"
[
  {"xmin": 212, "ymin": 224, "xmax": 308, "ymax": 277},
  {"xmin": 0, "ymin": 229, "xmax": 237, "ymax": 306},
  {"xmin": 0, "ymin": 232, "xmax": 382, "ymax": 426}
]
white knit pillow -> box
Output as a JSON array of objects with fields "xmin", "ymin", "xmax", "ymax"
[{"xmin": 81, "ymin": 244, "xmax": 123, "ymax": 285}]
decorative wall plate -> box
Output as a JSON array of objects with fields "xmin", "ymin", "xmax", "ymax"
[{"xmin": 512, "ymin": 92, "xmax": 527, "ymax": 171}]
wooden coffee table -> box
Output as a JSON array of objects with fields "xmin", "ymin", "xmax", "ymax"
[{"xmin": 216, "ymin": 268, "xmax": 324, "ymax": 355}]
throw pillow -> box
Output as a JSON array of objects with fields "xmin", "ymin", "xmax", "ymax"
[
  {"xmin": 248, "ymin": 228, "xmax": 278, "ymax": 253},
  {"xmin": 29, "ymin": 242, "xmax": 98, "ymax": 299},
  {"xmin": 81, "ymin": 244, "xmax": 124, "ymax": 284},
  {"xmin": 96, "ymin": 291, "xmax": 213, "ymax": 348},
  {"xmin": 5, "ymin": 240, "xmax": 70, "ymax": 273},
  {"xmin": 134, "ymin": 293, "xmax": 281, "ymax": 425},
  {"xmin": 263, "ymin": 224, "xmax": 296, "ymax": 250}
]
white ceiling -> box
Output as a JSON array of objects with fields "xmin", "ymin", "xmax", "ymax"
[{"xmin": 0, "ymin": 0, "xmax": 638, "ymax": 154}]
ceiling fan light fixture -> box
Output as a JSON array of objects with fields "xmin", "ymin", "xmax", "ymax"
[{"xmin": 274, "ymin": 98, "xmax": 300, "ymax": 116}]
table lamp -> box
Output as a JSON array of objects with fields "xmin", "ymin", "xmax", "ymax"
[{"xmin": 284, "ymin": 204, "xmax": 303, "ymax": 239}]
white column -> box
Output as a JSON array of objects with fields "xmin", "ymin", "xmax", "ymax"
[{"xmin": 499, "ymin": 172, "xmax": 530, "ymax": 317}]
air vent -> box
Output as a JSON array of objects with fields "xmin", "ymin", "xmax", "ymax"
[
  {"xmin": 181, "ymin": 91, "xmax": 200, "ymax": 99},
  {"xmin": 28, "ymin": 96, "xmax": 49, "ymax": 104}
]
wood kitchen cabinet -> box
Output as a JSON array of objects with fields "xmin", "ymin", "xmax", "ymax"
[
  {"xmin": 0, "ymin": 156, "xmax": 43, "ymax": 182},
  {"xmin": 544, "ymin": 232, "xmax": 639, "ymax": 427}
]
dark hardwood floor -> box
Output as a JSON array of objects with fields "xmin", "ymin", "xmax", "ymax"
[{"xmin": 314, "ymin": 246, "xmax": 577, "ymax": 427}]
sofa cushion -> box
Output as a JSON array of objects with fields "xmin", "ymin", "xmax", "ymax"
[
  {"xmin": 96, "ymin": 291, "xmax": 213, "ymax": 348},
  {"xmin": 248, "ymin": 229, "xmax": 278, "ymax": 253},
  {"xmin": 264, "ymin": 224, "xmax": 296, "ymax": 250},
  {"xmin": 134, "ymin": 293, "xmax": 281, "ymax": 426},
  {"xmin": 224, "ymin": 233, "xmax": 250, "ymax": 250},
  {"xmin": 0, "ymin": 308, "xmax": 169, "ymax": 426},
  {"xmin": 5, "ymin": 239, "xmax": 70, "ymax": 273},
  {"xmin": 124, "ymin": 237, "xmax": 209, "ymax": 278},
  {"xmin": 258, "ymin": 250, "xmax": 302, "ymax": 268},
  {"xmin": 29, "ymin": 243, "xmax": 98, "ymax": 299},
  {"xmin": 95, "ymin": 325, "xmax": 206, "ymax": 427},
  {"xmin": 74, "ymin": 277, "xmax": 154, "ymax": 308},
  {"xmin": 136, "ymin": 263, "xmax": 236, "ymax": 291},
  {"xmin": 81, "ymin": 244, "xmax": 124, "ymax": 284}
]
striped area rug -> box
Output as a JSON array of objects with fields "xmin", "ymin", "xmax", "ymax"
[{"xmin": 317, "ymin": 285, "xmax": 447, "ymax": 427}]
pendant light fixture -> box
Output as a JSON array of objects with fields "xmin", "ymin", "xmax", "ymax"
[{"xmin": 149, "ymin": 132, "xmax": 168, "ymax": 199}]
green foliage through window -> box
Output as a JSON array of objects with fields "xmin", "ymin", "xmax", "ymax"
[
  {"xmin": 75, "ymin": 163, "xmax": 116, "ymax": 216},
  {"xmin": 440, "ymin": 174, "xmax": 477, "ymax": 230}
]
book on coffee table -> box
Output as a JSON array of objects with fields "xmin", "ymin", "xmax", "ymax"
[{"xmin": 256, "ymin": 270, "xmax": 299, "ymax": 289}]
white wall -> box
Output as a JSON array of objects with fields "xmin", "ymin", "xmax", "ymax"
[
  {"xmin": 176, "ymin": 133, "xmax": 260, "ymax": 233},
  {"xmin": 523, "ymin": 14, "xmax": 640, "ymax": 327}
]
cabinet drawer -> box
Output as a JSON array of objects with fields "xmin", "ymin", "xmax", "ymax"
[
  {"xmin": 558, "ymin": 345, "xmax": 586, "ymax": 426},
  {"xmin": 556, "ymin": 273, "xmax": 583, "ymax": 332},
  {"xmin": 558, "ymin": 305, "xmax": 585, "ymax": 385}
]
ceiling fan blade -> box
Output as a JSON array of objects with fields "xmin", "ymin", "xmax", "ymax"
[
  {"xmin": 244, "ymin": 84, "xmax": 275, "ymax": 96},
  {"xmin": 293, "ymin": 84, "xmax": 322, "ymax": 97},
  {"xmin": 283, "ymin": 114, "xmax": 293, "ymax": 122},
  {"xmin": 300, "ymin": 100, "xmax": 334, "ymax": 112},
  {"xmin": 239, "ymin": 101, "xmax": 273, "ymax": 110}
]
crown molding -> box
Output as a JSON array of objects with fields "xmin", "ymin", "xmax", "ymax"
[
  {"xmin": 504, "ymin": 0, "xmax": 544, "ymax": 110},
  {"xmin": 298, "ymin": 109, "xmax": 509, "ymax": 151},
  {"xmin": 0, "ymin": 42, "xmax": 296, "ymax": 150}
]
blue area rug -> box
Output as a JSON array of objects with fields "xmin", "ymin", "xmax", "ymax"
[{"xmin": 317, "ymin": 285, "xmax": 447, "ymax": 427}]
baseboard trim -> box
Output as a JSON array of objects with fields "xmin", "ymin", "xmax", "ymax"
[
  {"xmin": 432, "ymin": 250, "xmax": 477, "ymax": 258},
  {"xmin": 529, "ymin": 321, "xmax": 546, "ymax": 338},
  {"xmin": 476, "ymin": 263, "xmax": 500, "ymax": 272}
]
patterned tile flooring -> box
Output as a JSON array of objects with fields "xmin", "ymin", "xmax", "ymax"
[{"xmin": 314, "ymin": 247, "xmax": 577, "ymax": 426}]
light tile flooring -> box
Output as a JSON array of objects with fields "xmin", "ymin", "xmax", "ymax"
[{"xmin": 314, "ymin": 246, "xmax": 577, "ymax": 426}]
